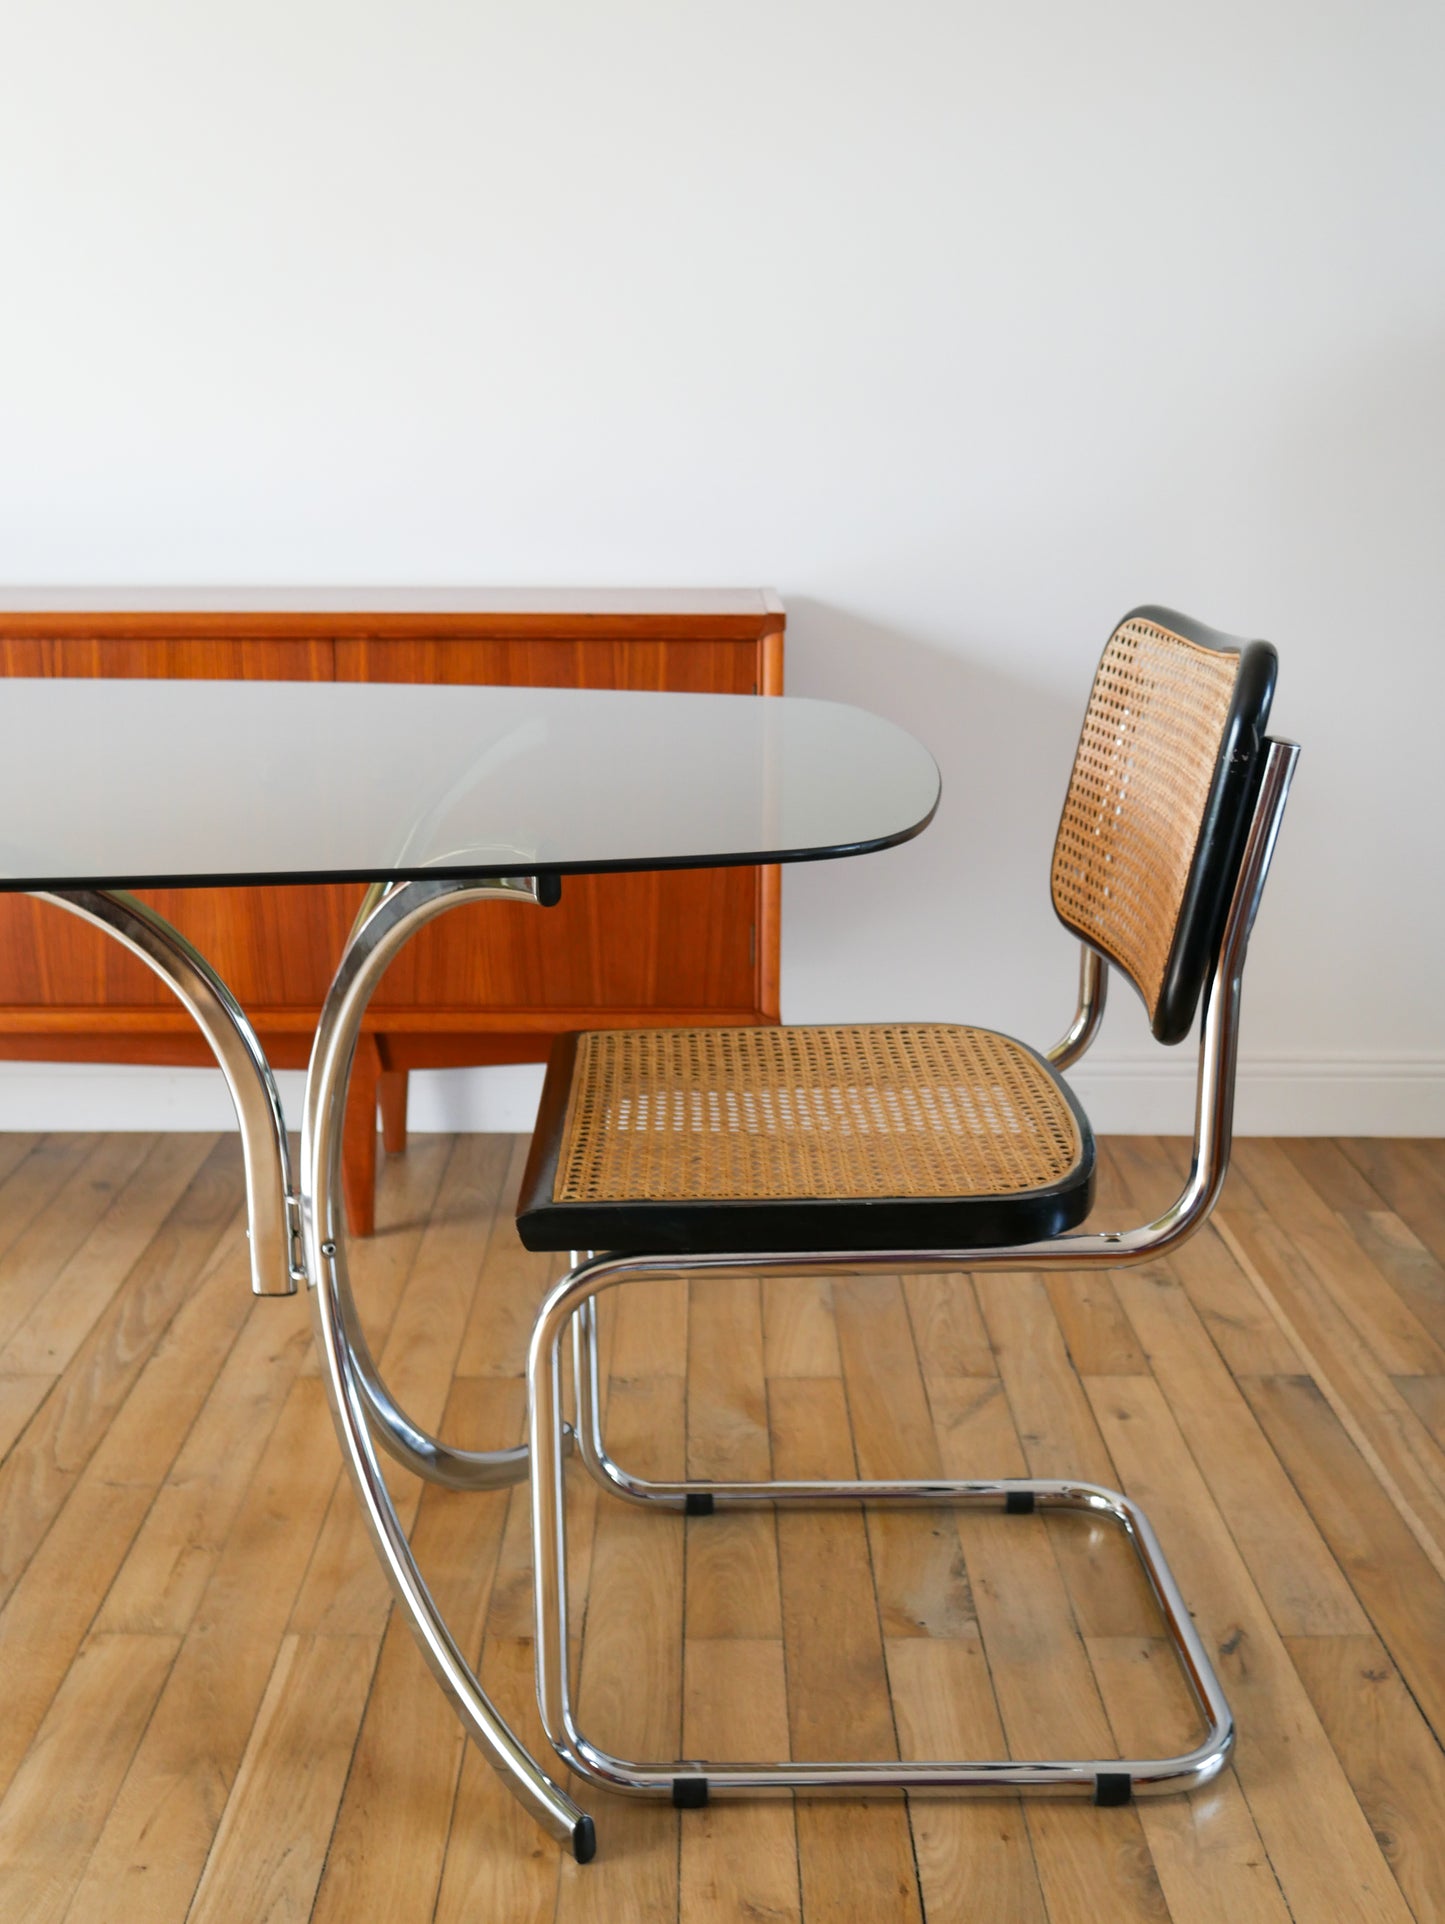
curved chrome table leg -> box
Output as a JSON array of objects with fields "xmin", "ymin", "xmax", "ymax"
[
  {"xmin": 34, "ymin": 889, "xmax": 530, "ymax": 1482},
  {"xmin": 35, "ymin": 890, "xmax": 302, "ymax": 1298},
  {"xmin": 302, "ymin": 874, "xmax": 593, "ymax": 1860},
  {"xmin": 320, "ymin": 880, "xmax": 537, "ymax": 1491}
]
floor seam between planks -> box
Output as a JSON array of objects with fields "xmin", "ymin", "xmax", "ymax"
[{"xmin": 1215, "ymin": 1214, "xmax": 1445, "ymax": 1586}]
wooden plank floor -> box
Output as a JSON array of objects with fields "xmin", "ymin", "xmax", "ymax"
[{"xmin": 1, "ymin": 1131, "xmax": 1444, "ymax": 1922}]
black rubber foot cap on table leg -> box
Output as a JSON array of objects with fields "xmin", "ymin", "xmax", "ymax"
[
  {"xmin": 1093, "ymin": 1773, "xmax": 1133, "ymax": 1807},
  {"xmin": 572, "ymin": 1815, "xmax": 597, "ymax": 1863},
  {"xmin": 684, "ymin": 1492, "xmax": 715, "ymax": 1516},
  {"xmin": 672, "ymin": 1777, "xmax": 710, "ymax": 1808},
  {"xmin": 1005, "ymin": 1490, "xmax": 1036, "ymax": 1514}
]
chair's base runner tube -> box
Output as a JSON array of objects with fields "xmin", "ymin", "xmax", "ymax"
[{"xmin": 534, "ymin": 1283, "xmax": 1236, "ymax": 1841}]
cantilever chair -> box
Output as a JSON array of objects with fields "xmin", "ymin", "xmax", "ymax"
[{"xmin": 517, "ymin": 605, "xmax": 1298, "ymax": 1821}]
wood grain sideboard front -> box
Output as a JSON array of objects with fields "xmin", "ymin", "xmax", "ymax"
[{"xmin": 0, "ymin": 590, "xmax": 785, "ymax": 1232}]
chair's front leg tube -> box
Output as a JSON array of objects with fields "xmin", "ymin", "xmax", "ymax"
[
  {"xmin": 562, "ymin": 1234, "xmax": 648, "ymax": 1508},
  {"xmin": 570, "ymin": 1291, "xmax": 683, "ymax": 1507},
  {"xmin": 534, "ymin": 1260, "xmax": 703, "ymax": 1782},
  {"xmin": 532, "ymin": 1279, "xmax": 582, "ymax": 1768},
  {"xmin": 571, "ymin": 1299, "xmax": 606, "ymax": 1479}
]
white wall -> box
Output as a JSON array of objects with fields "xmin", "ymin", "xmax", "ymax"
[{"xmin": 2, "ymin": 0, "xmax": 1442, "ymax": 1135}]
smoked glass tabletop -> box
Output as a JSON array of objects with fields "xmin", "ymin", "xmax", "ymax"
[{"xmin": 0, "ymin": 679, "xmax": 940, "ymax": 890}]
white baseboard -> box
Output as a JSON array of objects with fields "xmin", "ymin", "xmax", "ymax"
[
  {"xmin": 0, "ymin": 1056, "xmax": 1439, "ymax": 1138},
  {"xmin": 1067, "ymin": 1053, "xmax": 1445, "ymax": 1136},
  {"xmin": 0, "ymin": 1061, "xmax": 548, "ymax": 1134}
]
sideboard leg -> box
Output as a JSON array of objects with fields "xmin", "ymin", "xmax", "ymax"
[
  {"xmin": 342, "ymin": 1035, "xmax": 382, "ymax": 1236},
  {"xmin": 378, "ymin": 1067, "xmax": 409, "ymax": 1156}
]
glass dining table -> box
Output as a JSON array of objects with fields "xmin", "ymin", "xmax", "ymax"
[{"xmin": 0, "ymin": 674, "xmax": 940, "ymax": 1859}]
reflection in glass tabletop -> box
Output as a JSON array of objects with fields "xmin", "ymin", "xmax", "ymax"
[{"xmin": 0, "ymin": 679, "xmax": 940, "ymax": 890}]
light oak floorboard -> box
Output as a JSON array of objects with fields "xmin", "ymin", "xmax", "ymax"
[
  {"xmin": 308, "ymin": 1377, "xmax": 522, "ymax": 1924},
  {"xmin": 685, "ymin": 1273, "xmax": 782, "ymax": 1640},
  {"xmin": 1085, "ymin": 1635, "xmax": 1290, "ymax": 1924},
  {"xmin": 681, "ymin": 1640, "xmax": 800, "ymax": 1924},
  {"xmin": 1341, "ymin": 1140, "xmax": 1445, "ymax": 1272},
  {"xmin": 0, "ymin": 1128, "xmax": 42, "ymax": 1200},
  {"xmin": 1238, "ymin": 1372, "xmax": 1445, "ymax": 1739},
  {"xmin": 185, "ymin": 1632, "xmax": 380, "ymax": 1924},
  {"xmin": 834, "ymin": 1273, "xmax": 975, "ymax": 1639},
  {"xmin": 888, "ymin": 1635, "xmax": 1048, "ymax": 1922},
  {"xmin": 0, "ymin": 1133, "xmax": 212, "ymax": 1376},
  {"xmin": 1087, "ymin": 1373, "xmax": 1415, "ymax": 1923},
  {"xmin": 1232, "ymin": 1139, "xmax": 1445, "ymax": 1377},
  {"xmin": 771, "ymin": 1374, "xmax": 923, "ymax": 1924},
  {"xmin": 1286, "ymin": 1632, "xmax": 1445, "ymax": 1924},
  {"xmin": 5, "ymin": 1132, "xmax": 1445, "ymax": 1922},
  {"xmin": 0, "ymin": 1631, "xmax": 181, "ymax": 1924},
  {"xmin": 0, "ymin": 1134, "xmax": 113, "ymax": 1350},
  {"xmin": 61, "ymin": 1379, "xmax": 345, "ymax": 1924},
  {"xmin": 0, "ymin": 1170, "xmax": 251, "ymax": 1800},
  {"xmin": 1102, "ymin": 1143, "xmax": 1369, "ymax": 1639},
  {"xmin": 1110, "ymin": 1138, "xmax": 1304, "ymax": 1377}
]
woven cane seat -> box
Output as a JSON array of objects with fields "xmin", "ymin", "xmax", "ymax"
[{"xmin": 516, "ymin": 1023, "xmax": 1094, "ymax": 1254}]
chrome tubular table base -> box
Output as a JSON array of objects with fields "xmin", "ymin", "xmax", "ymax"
[
  {"xmin": 532, "ymin": 1273, "xmax": 1233, "ymax": 1811},
  {"xmin": 302, "ymin": 876, "xmax": 593, "ymax": 1862},
  {"xmin": 30, "ymin": 881, "xmax": 593, "ymax": 1857}
]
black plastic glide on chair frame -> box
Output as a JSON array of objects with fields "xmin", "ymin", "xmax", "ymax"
[{"xmin": 517, "ymin": 606, "xmax": 1299, "ymax": 1829}]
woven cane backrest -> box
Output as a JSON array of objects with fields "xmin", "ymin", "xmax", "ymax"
[{"xmin": 1051, "ymin": 608, "xmax": 1276, "ymax": 1044}]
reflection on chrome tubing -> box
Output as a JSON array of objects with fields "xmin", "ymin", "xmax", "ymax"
[{"xmin": 302, "ymin": 873, "xmax": 594, "ymax": 1862}]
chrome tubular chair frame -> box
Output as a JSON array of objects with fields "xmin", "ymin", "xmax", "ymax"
[
  {"xmin": 302, "ymin": 874, "xmax": 594, "ymax": 1862},
  {"xmin": 528, "ymin": 739, "xmax": 1298, "ymax": 1811},
  {"xmin": 565, "ymin": 939, "xmax": 1113, "ymax": 1507}
]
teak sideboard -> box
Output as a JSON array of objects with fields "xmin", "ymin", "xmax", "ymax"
[{"xmin": 0, "ymin": 590, "xmax": 784, "ymax": 1232}]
